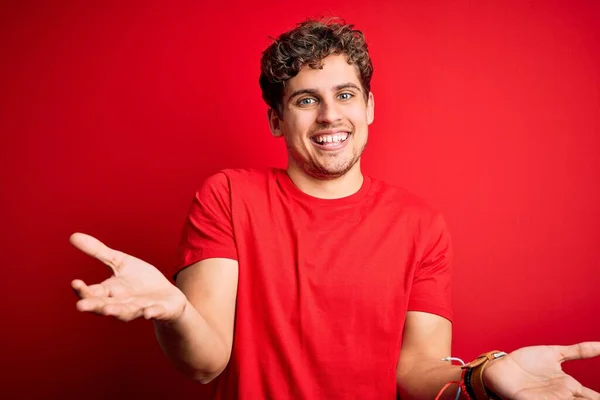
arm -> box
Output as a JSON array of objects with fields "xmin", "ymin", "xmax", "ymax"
[
  {"xmin": 396, "ymin": 213, "xmax": 600, "ymax": 398},
  {"xmin": 69, "ymin": 233, "xmax": 238, "ymax": 384},
  {"xmin": 396, "ymin": 311, "xmax": 463, "ymax": 400},
  {"xmin": 397, "ymin": 313, "xmax": 600, "ymax": 400},
  {"xmin": 155, "ymin": 172, "xmax": 239, "ymax": 382},
  {"xmin": 396, "ymin": 209, "xmax": 459, "ymax": 399},
  {"xmin": 154, "ymin": 257, "xmax": 238, "ymax": 384}
]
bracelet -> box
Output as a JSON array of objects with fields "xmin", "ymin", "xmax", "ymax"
[
  {"xmin": 461, "ymin": 350, "xmax": 507, "ymax": 399},
  {"xmin": 437, "ymin": 350, "xmax": 506, "ymax": 400},
  {"xmin": 463, "ymin": 367, "xmax": 476, "ymax": 399},
  {"xmin": 436, "ymin": 357, "xmax": 469, "ymax": 400}
]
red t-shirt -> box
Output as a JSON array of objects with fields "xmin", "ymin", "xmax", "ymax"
[{"xmin": 175, "ymin": 168, "xmax": 453, "ymax": 399}]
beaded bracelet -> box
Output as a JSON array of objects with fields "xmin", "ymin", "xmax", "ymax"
[{"xmin": 436, "ymin": 350, "xmax": 507, "ymax": 400}]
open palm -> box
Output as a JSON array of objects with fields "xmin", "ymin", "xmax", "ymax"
[
  {"xmin": 70, "ymin": 233, "xmax": 186, "ymax": 322},
  {"xmin": 484, "ymin": 342, "xmax": 600, "ymax": 399}
]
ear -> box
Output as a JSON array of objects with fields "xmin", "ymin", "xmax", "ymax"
[
  {"xmin": 366, "ymin": 92, "xmax": 375, "ymax": 125},
  {"xmin": 268, "ymin": 109, "xmax": 283, "ymax": 137}
]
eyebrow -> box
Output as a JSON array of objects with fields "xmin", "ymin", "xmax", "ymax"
[{"xmin": 287, "ymin": 82, "xmax": 363, "ymax": 100}]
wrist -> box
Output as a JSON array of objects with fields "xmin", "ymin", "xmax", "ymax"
[
  {"xmin": 461, "ymin": 350, "xmax": 506, "ymax": 399},
  {"xmin": 481, "ymin": 358, "xmax": 500, "ymax": 394},
  {"xmin": 154, "ymin": 294, "xmax": 190, "ymax": 326}
]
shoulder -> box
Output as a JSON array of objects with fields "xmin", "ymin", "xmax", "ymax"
[
  {"xmin": 220, "ymin": 167, "xmax": 277, "ymax": 182},
  {"xmin": 366, "ymin": 176, "xmax": 449, "ymax": 238},
  {"xmin": 196, "ymin": 167, "xmax": 278, "ymax": 201},
  {"xmin": 368, "ymin": 177, "xmax": 440, "ymax": 215},
  {"xmin": 200, "ymin": 167, "xmax": 276, "ymax": 188}
]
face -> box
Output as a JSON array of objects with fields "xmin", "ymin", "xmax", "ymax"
[{"xmin": 269, "ymin": 54, "xmax": 375, "ymax": 180}]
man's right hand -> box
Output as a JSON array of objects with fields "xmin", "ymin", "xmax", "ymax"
[{"xmin": 70, "ymin": 233, "xmax": 187, "ymax": 322}]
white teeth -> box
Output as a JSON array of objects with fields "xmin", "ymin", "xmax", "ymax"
[{"xmin": 314, "ymin": 133, "xmax": 349, "ymax": 144}]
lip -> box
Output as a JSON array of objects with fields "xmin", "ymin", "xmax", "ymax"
[
  {"xmin": 310, "ymin": 131, "xmax": 351, "ymax": 151},
  {"xmin": 309, "ymin": 129, "xmax": 350, "ymax": 139}
]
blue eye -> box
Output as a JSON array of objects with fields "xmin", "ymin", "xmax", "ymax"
[
  {"xmin": 338, "ymin": 93, "xmax": 353, "ymax": 101},
  {"xmin": 298, "ymin": 98, "xmax": 316, "ymax": 106}
]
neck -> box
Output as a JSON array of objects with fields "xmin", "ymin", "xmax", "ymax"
[{"xmin": 286, "ymin": 162, "xmax": 364, "ymax": 199}]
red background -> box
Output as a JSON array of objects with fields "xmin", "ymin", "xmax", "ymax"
[{"xmin": 1, "ymin": 0, "xmax": 599, "ymax": 398}]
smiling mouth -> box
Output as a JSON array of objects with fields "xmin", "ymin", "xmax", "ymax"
[{"xmin": 310, "ymin": 132, "xmax": 350, "ymax": 145}]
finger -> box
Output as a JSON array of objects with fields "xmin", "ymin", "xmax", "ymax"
[
  {"xmin": 104, "ymin": 302, "xmax": 145, "ymax": 322},
  {"xmin": 76, "ymin": 297, "xmax": 110, "ymax": 312},
  {"xmin": 75, "ymin": 296, "xmax": 136, "ymax": 312},
  {"xmin": 84, "ymin": 298, "xmax": 152, "ymax": 321},
  {"xmin": 71, "ymin": 279, "xmax": 89, "ymax": 298},
  {"xmin": 113, "ymin": 300, "xmax": 159, "ymax": 322},
  {"xmin": 78, "ymin": 300, "xmax": 139, "ymax": 321},
  {"xmin": 84, "ymin": 283, "xmax": 111, "ymax": 297},
  {"xmin": 577, "ymin": 386, "xmax": 600, "ymax": 400},
  {"xmin": 555, "ymin": 342, "xmax": 600, "ymax": 362},
  {"xmin": 143, "ymin": 304, "xmax": 167, "ymax": 320},
  {"xmin": 71, "ymin": 280, "xmax": 109, "ymax": 298},
  {"xmin": 69, "ymin": 233, "xmax": 127, "ymax": 273}
]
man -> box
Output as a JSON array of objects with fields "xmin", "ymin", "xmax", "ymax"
[{"xmin": 70, "ymin": 19, "xmax": 600, "ymax": 399}]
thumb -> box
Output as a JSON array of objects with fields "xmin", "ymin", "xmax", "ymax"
[
  {"xmin": 143, "ymin": 304, "xmax": 168, "ymax": 320},
  {"xmin": 554, "ymin": 342, "xmax": 600, "ymax": 363},
  {"xmin": 70, "ymin": 232, "xmax": 126, "ymax": 274}
]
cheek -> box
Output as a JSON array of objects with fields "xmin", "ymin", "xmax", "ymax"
[
  {"xmin": 342, "ymin": 105, "xmax": 368, "ymax": 124},
  {"xmin": 357, "ymin": 108, "xmax": 371, "ymax": 124},
  {"xmin": 283, "ymin": 113, "xmax": 314, "ymax": 139}
]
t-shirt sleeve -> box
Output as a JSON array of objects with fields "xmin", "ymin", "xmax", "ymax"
[
  {"xmin": 173, "ymin": 172, "xmax": 238, "ymax": 280},
  {"xmin": 407, "ymin": 212, "xmax": 453, "ymax": 322}
]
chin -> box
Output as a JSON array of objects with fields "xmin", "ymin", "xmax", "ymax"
[{"xmin": 304, "ymin": 161, "xmax": 357, "ymax": 180}]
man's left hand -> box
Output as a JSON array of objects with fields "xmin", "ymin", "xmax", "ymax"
[{"xmin": 483, "ymin": 341, "xmax": 600, "ymax": 399}]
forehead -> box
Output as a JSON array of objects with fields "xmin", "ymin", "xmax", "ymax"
[{"xmin": 284, "ymin": 54, "xmax": 362, "ymax": 95}]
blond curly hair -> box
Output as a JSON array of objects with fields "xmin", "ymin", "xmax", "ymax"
[{"xmin": 259, "ymin": 18, "xmax": 373, "ymax": 117}]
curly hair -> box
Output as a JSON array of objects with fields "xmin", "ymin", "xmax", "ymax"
[{"xmin": 259, "ymin": 18, "xmax": 373, "ymax": 117}]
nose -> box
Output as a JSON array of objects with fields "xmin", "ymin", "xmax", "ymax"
[{"xmin": 316, "ymin": 99, "xmax": 342, "ymax": 125}]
